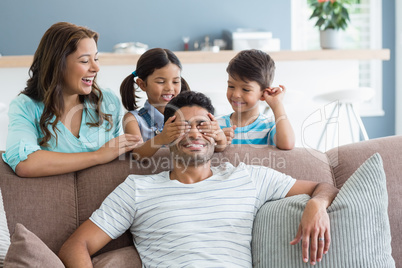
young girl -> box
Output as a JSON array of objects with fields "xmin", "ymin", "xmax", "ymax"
[
  {"xmin": 218, "ymin": 49, "xmax": 295, "ymax": 150},
  {"xmin": 120, "ymin": 48, "xmax": 226, "ymax": 159}
]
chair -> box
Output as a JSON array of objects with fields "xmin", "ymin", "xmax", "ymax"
[{"xmin": 313, "ymin": 87, "xmax": 375, "ymax": 150}]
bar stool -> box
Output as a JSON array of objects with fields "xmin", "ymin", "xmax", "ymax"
[{"xmin": 313, "ymin": 87, "xmax": 375, "ymax": 150}]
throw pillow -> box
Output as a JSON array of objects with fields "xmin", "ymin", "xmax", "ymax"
[
  {"xmin": 0, "ymin": 188, "xmax": 10, "ymax": 268},
  {"xmin": 252, "ymin": 153, "xmax": 395, "ymax": 267},
  {"xmin": 4, "ymin": 223, "xmax": 64, "ymax": 268},
  {"xmin": 92, "ymin": 246, "xmax": 142, "ymax": 268}
]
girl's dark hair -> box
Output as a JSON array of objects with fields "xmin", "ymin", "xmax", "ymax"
[
  {"xmin": 164, "ymin": 91, "xmax": 214, "ymax": 123},
  {"xmin": 21, "ymin": 22, "xmax": 112, "ymax": 147},
  {"xmin": 226, "ymin": 49, "xmax": 276, "ymax": 90},
  {"xmin": 120, "ymin": 48, "xmax": 190, "ymax": 111}
]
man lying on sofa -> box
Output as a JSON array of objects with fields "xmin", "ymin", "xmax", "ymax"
[{"xmin": 58, "ymin": 91, "xmax": 339, "ymax": 267}]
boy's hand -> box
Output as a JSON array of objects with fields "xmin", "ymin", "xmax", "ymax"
[
  {"xmin": 262, "ymin": 84, "xmax": 286, "ymax": 109},
  {"xmin": 222, "ymin": 125, "xmax": 236, "ymax": 145},
  {"xmin": 198, "ymin": 113, "xmax": 227, "ymax": 149},
  {"xmin": 158, "ymin": 116, "xmax": 190, "ymax": 145}
]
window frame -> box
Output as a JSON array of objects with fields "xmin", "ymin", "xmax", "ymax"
[{"xmin": 290, "ymin": 0, "xmax": 384, "ymax": 117}]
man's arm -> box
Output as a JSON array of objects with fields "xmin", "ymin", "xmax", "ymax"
[
  {"xmin": 58, "ymin": 220, "xmax": 112, "ymax": 268},
  {"xmin": 286, "ymin": 180, "xmax": 339, "ymax": 266}
]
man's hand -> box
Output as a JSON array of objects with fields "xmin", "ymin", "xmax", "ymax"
[
  {"xmin": 286, "ymin": 181, "xmax": 338, "ymax": 265},
  {"xmin": 290, "ymin": 199, "xmax": 330, "ymax": 265}
]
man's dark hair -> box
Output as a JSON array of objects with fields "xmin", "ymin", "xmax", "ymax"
[{"xmin": 164, "ymin": 91, "xmax": 215, "ymax": 123}]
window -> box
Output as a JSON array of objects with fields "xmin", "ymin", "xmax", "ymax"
[{"xmin": 291, "ymin": 0, "xmax": 383, "ymax": 116}]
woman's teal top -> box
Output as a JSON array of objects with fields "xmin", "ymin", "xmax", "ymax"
[{"xmin": 2, "ymin": 89, "xmax": 123, "ymax": 172}]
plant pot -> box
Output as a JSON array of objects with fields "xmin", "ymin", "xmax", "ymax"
[{"xmin": 320, "ymin": 29, "xmax": 341, "ymax": 49}]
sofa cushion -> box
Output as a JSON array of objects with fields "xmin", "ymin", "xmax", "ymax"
[
  {"xmin": 0, "ymin": 188, "xmax": 10, "ymax": 268},
  {"xmin": 252, "ymin": 153, "xmax": 395, "ymax": 267},
  {"xmin": 327, "ymin": 136, "xmax": 402, "ymax": 262},
  {"xmin": 4, "ymin": 223, "xmax": 64, "ymax": 268},
  {"xmin": 92, "ymin": 246, "xmax": 141, "ymax": 268},
  {"xmin": 0, "ymin": 159, "xmax": 77, "ymax": 254}
]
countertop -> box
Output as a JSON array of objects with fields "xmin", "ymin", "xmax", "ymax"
[{"xmin": 0, "ymin": 49, "xmax": 390, "ymax": 68}]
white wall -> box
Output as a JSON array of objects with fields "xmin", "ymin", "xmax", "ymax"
[
  {"xmin": 0, "ymin": 68, "xmax": 29, "ymax": 152},
  {"xmin": 88, "ymin": 60, "xmax": 361, "ymax": 152}
]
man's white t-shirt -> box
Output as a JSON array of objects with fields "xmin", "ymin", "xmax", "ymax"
[{"xmin": 90, "ymin": 162, "xmax": 296, "ymax": 267}]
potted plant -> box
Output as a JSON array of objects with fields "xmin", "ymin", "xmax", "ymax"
[{"xmin": 308, "ymin": 0, "xmax": 351, "ymax": 49}]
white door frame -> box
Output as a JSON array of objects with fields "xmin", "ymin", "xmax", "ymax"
[{"xmin": 396, "ymin": 1, "xmax": 402, "ymax": 135}]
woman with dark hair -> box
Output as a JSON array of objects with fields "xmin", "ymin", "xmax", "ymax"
[{"xmin": 2, "ymin": 22, "xmax": 141, "ymax": 177}]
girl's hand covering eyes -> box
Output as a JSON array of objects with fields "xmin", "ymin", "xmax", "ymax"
[{"xmin": 158, "ymin": 116, "xmax": 190, "ymax": 145}]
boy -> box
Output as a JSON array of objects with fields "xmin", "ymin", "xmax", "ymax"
[{"xmin": 218, "ymin": 49, "xmax": 295, "ymax": 149}]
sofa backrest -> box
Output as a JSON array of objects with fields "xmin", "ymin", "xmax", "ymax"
[
  {"xmin": 75, "ymin": 146, "xmax": 335, "ymax": 255},
  {"xmin": 0, "ymin": 135, "xmax": 401, "ymax": 264},
  {"xmin": 0, "ymin": 163, "xmax": 76, "ymax": 253},
  {"xmin": 326, "ymin": 135, "xmax": 402, "ymax": 264}
]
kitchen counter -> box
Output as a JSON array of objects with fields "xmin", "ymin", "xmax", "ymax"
[{"xmin": 0, "ymin": 49, "xmax": 390, "ymax": 68}]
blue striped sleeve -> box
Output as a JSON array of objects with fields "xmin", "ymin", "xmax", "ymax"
[
  {"xmin": 246, "ymin": 164, "xmax": 296, "ymax": 204},
  {"xmin": 90, "ymin": 176, "xmax": 137, "ymax": 239}
]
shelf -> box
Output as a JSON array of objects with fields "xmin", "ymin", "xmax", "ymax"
[{"xmin": 0, "ymin": 49, "xmax": 390, "ymax": 68}]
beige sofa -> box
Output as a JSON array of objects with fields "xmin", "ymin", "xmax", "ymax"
[{"xmin": 1, "ymin": 135, "xmax": 401, "ymax": 267}]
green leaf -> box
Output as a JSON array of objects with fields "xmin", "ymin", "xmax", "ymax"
[
  {"xmin": 333, "ymin": 1, "xmax": 340, "ymax": 9},
  {"xmin": 316, "ymin": 17, "xmax": 326, "ymax": 29},
  {"xmin": 341, "ymin": 7, "xmax": 350, "ymax": 21},
  {"xmin": 311, "ymin": 8, "xmax": 322, "ymax": 18},
  {"xmin": 323, "ymin": 2, "xmax": 332, "ymax": 14},
  {"xmin": 309, "ymin": 0, "xmax": 350, "ymax": 31}
]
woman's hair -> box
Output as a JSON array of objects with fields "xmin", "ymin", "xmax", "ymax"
[
  {"xmin": 164, "ymin": 91, "xmax": 214, "ymax": 123},
  {"xmin": 120, "ymin": 48, "xmax": 191, "ymax": 111},
  {"xmin": 21, "ymin": 22, "xmax": 112, "ymax": 147},
  {"xmin": 226, "ymin": 49, "xmax": 276, "ymax": 90}
]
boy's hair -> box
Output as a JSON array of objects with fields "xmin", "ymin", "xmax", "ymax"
[
  {"xmin": 164, "ymin": 91, "xmax": 214, "ymax": 123},
  {"xmin": 226, "ymin": 49, "xmax": 275, "ymax": 90}
]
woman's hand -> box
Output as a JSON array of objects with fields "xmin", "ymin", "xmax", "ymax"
[{"xmin": 95, "ymin": 134, "xmax": 142, "ymax": 164}]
